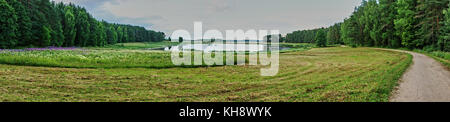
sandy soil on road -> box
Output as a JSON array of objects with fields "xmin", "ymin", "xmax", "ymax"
[{"xmin": 386, "ymin": 50, "xmax": 450, "ymax": 102}]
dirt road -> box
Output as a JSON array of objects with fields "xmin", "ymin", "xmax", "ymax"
[{"xmin": 387, "ymin": 50, "xmax": 450, "ymax": 102}]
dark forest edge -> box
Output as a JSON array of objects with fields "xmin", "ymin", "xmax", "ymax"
[
  {"xmin": 284, "ymin": 0, "xmax": 449, "ymax": 53},
  {"xmin": 0, "ymin": 0, "xmax": 165, "ymax": 49}
]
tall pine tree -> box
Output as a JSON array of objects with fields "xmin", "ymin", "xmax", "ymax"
[
  {"xmin": 315, "ymin": 29, "xmax": 327, "ymax": 47},
  {"xmin": 326, "ymin": 23, "xmax": 341, "ymax": 45},
  {"xmin": 122, "ymin": 27, "xmax": 128, "ymax": 43},
  {"xmin": 116, "ymin": 26, "xmax": 123, "ymax": 43},
  {"xmin": 29, "ymin": 0, "xmax": 52, "ymax": 47},
  {"xmin": 62, "ymin": 5, "xmax": 75, "ymax": 46},
  {"xmin": 6, "ymin": 0, "xmax": 31, "ymax": 47},
  {"xmin": 0, "ymin": 0, "xmax": 18, "ymax": 48},
  {"xmin": 97, "ymin": 21, "xmax": 107, "ymax": 46},
  {"xmin": 394, "ymin": 0, "xmax": 417, "ymax": 49},
  {"xmin": 439, "ymin": 2, "xmax": 450, "ymax": 51},
  {"xmin": 49, "ymin": 1, "xmax": 64, "ymax": 46},
  {"xmin": 379, "ymin": 0, "xmax": 399, "ymax": 48},
  {"xmin": 88, "ymin": 15, "xmax": 99, "ymax": 46},
  {"xmin": 415, "ymin": 0, "xmax": 448, "ymax": 50},
  {"xmin": 74, "ymin": 8, "xmax": 90, "ymax": 47},
  {"xmin": 106, "ymin": 24, "xmax": 118, "ymax": 44},
  {"xmin": 341, "ymin": 15, "xmax": 359, "ymax": 47}
]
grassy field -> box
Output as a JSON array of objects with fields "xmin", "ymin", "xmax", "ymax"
[
  {"xmin": 0, "ymin": 42, "xmax": 178, "ymax": 68},
  {"xmin": 0, "ymin": 49, "xmax": 176, "ymax": 68},
  {"xmin": 279, "ymin": 43, "xmax": 314, "ymax": 52},
  {"xmin": 0, "ymin": 42, "xmax": 307, "ymax": 68},
  {"xmin": 0, "ymin": 43, "xmax": 412, "ymax": 102}
]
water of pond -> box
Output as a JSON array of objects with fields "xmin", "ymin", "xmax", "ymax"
[{"xmin": 152, "ymin": 44, "xmax": 290, "ymax": 52}]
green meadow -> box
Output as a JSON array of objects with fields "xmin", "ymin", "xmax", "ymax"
[{"xmin": 0, "ymin": 42, "xmax": 412, "ymax": 102}]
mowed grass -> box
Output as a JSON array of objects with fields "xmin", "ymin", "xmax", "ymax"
[{"xmin": 0, "ymin": 47, "xmax": 412, "ymax": 102}]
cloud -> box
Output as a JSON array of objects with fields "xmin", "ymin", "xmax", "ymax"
[
  {"xmin": 52, "ymin": 0, "xmax": 158, "ymax": 29},
  {"xmin": 207, "ymin": 0, "xmax": 235, "ymax": 13},
  {"xmin": 115, "ymin": 16, "xmax": 165, "ymax": 29},
  {"xmin": 52, "ymin": 0, "xmax": 363, "ymax": 35},
  {"xmin": 52, "ymin": 0, "xmax": 116, "ymax": 9}
]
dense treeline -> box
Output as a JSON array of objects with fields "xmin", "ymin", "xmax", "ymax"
[
  {"xmin": 287, "ymin": 0, "xmax": 449, "ymax": 51},
  {"xmin": 285, "ymin": 28, "xmax": 323, "ymax": 43},
  {"xmin": 0, "ymin": 0, "xmax": 165, "ymax": 49},
  {"xmin": 285, "ymin": 24, "xmax": 343, "ymax": 46}
]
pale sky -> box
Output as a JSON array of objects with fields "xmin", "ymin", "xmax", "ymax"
[{"xmin": 52, "ymin": 0, "xmax": 362, "ymax": 36}]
